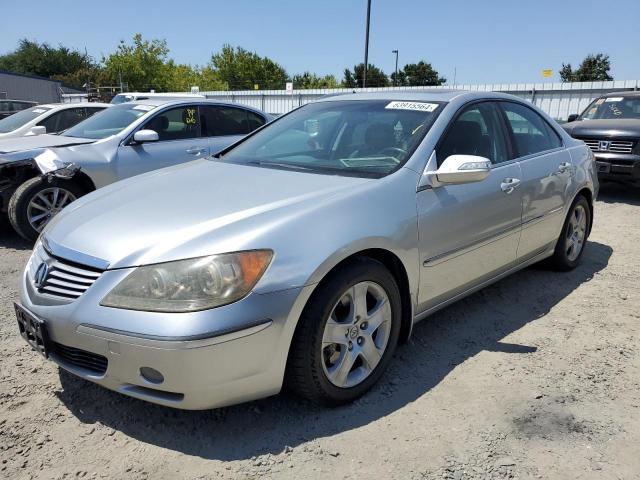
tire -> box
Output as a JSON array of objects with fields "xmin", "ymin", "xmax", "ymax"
[
  {"xmin": 286, "ymin": 257, "xmax": 402, "ymax": 406},
  {"xmin": 8, "ymin": 176, "xmax": 84, "ymax": 242},
  {"xmin": 548, "ymin": 195, "xmax": 591, "ymax": 271}
]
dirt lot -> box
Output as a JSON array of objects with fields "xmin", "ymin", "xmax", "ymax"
[{"xmin": 0, "ymin": 185, "xmax": 639, "ymax": 480}]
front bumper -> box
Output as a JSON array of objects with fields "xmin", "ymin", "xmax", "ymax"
[
  {"xmin": 18, "ymin": 252, "xmax": 314, "ymax": 410},
  {"xmin": 594, "ymin": 152, "xmax": 640, "ymax": 183}
]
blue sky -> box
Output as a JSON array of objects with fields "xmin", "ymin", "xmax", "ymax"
[{"xmin": 2, "ymin": 0, "xmax": 639, "ymax": 84}]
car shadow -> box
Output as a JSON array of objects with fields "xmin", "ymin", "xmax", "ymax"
[
  {"xmin": 56, "ymin": 240, "xmax": 612, "ymax": 461},
  {"xmin": 597, "ymin": 182, "xmax": 640, "ymax": 206},
  {"xmin": 0, "ymin": 220, "xmax": 32, "ymax": 250}
]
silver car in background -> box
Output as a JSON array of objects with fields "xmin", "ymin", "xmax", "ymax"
[
  {"xmin": 0, "ymin": 99, "xmax": 270, "ymax": 240},
  {"xmin": 16, "ymin": 91, "xmax": 597, "ymax": 409}
]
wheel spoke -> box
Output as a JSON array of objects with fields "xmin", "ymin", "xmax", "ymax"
[
  {"xmin": 366, "ymin": 298, "xmax": 389, "ymax": 332},
  {"xmin": 322, "ymin": 319, "xmax": 348, "ymax": 346},
  {"xmin": 29, "ymin": 212, "xmax": 49, "ymax": 223},
  {"xmin": 360, "ymin": 337, "xmax": 382, "ymax": 370},
  {"xmin": 329, "ymin": 349, "xmax": 357, "ymax": 387},
  {"xmin": 51, "ymin": 188, "xmax": 60, "ymax": 208},
  {"xmin": 35, "ymin": 192, "xmax": 53, "ymax": 208},
  {"xmin": 351, "ymin": 283, "xmax": 369, "ymax": 323},
  {"xmin": 28, "ymin": 202, "xmax": 48, "ymax": 212}
]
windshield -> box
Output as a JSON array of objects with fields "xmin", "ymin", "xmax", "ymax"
[
  {"xmin": 580, "ymin": 96, "xmax": 640, "ymax": 120},
  {"xmin": 62, "ymin": 103, "xmax": 154, "ymax": 139},
  {"xmin": 0, "ymin": 107, "xmax": 53, "ymax": 133},
  {"xmin": 219, "ymin": 100, "xmax": 443, "ymax": 177}
]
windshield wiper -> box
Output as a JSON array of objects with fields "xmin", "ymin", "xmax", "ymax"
[{"xmin": 245, "ymin": 160, "xmax": 314, "ymax": 171}]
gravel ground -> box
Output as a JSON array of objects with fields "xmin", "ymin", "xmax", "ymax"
[{"xmin": 1, "ymin": 184, "xmax": 639, "ymax": 480}]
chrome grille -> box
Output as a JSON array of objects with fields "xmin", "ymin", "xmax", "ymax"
[
  {"xmin": 582, "ymin": 139, "xmax": 635, "ymax": 153},
  {"xmin": 29, "ymin": 248, "xmax": 104, "ymax": 300}
]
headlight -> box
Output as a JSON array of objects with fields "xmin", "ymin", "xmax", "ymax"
[{"xmin": 101, "ymin": 250, "xmax": 272, "ymax": 312}]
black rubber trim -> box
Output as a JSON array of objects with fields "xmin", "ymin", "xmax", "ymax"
[{"xmin": 79, "ymin": 318, "xmax": 272, "ymax": 342}]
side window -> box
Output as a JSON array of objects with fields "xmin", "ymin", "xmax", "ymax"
[
  {"xmin": 245, "ymin": 110, "xmax": 266, "ymax": 131},
  {"xmin": 57, "ymin": 108, "xmax": 85, "ymax": 131},
  {"xmin": 500, "ymin": 102, "xmax": 562, "ymax": 157},
  {"xmin": 38, "ymin": 109, "xmax": 85, "ymax": 133},
  {"xmin": 37, "ymin": 112, "xmax": 62, "ymax": 133},
  {"xmin": 84, "ymin": 107, "xmax": 105, "ymax": 119},
  {"xmin": 201, "ymin": 106, "xmax": 252, "ymax": 136},
  {"xmin": 142, "ymin": 106, "xmax": 200, "ymax": 141},
  {"xmin": 437, "ymin": 102, "xmax": 509, "ymax": 165}
]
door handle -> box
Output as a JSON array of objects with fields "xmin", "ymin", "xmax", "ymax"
[
  {"xmin": 555, "ymin": 162, "xmax": 572, "ymax": 174},
  {"xmin": 500, "ymin": 178, "xmax": 521, "ymax": 194},
  {"xmin": 186, "ymin": 147, "xmax": 205, "ymax": 156}
]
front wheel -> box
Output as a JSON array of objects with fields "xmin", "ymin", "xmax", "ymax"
[
  {"xmin": 548, "ymin": 195, "xmax": 591, "ymax": 271},
  {"xmin": 8, "ymin": 177, "xmax": 83, "ymax": 242},
  {"xmin": 286, "ymin": 257, "xmax": 401, "ymax": 406}
]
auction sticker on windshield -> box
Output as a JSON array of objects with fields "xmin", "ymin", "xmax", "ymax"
[
  {"xmin": 385, "ymin": 101, "xmax": 439, "ymax": 112},
  {"xmin": 133, "ymin": 105, "xmax": 154, "ymax": 111}
]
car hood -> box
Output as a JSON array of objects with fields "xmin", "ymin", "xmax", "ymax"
[
  {"xmin": 0, "ymin": 135, "xmax": 94, "ymax": 164},
  {"xmin": 44, "ymin": 160, "xmax": 373, "ymax": 269},
  {"xmin": 562, "ymin": 119, "xmax": 640, "ymax": 139}
]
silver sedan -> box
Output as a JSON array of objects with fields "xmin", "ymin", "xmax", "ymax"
[
  {"xmin": 0, "ymin": 99, "xmax": 270, "ymax": 240},
  {"xmin": 16, "ymin": 91, "xmax": 597, "ymax": 409}
]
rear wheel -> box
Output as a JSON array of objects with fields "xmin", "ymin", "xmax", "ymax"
[
  {"xmin": 8, "ymin": 177, "xmax": 83, "ymax": 242},
  {"xmin": 548, "ymin": 195, "xmax": 590, "ymax": 271},
  {"xmin": 286, "ymin": 257, "xmax": 401, "ymax": 406}
]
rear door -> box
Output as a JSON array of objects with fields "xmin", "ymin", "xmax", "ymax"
[
  {"xmin": 200, "ymin": 105, "xmax": 266, "ymax": 154},
  {"xmin": 115, "ymin": 104, "xmax": 210, "ymax": 179},
  {"xmin": 416, "ymin": 101, "xmax": 523, "ymax": 311},
  {"xmin": 498, "ymin": 101, "xmax": 572, "ymax": 259}
]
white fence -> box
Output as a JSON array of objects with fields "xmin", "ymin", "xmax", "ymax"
[{"xmin": 202, "ymin": 80, "xmax": 640, "ymax": 120}]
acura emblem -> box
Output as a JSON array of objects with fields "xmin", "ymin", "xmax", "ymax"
[
  {"xmin": 34, "ymin": 262, "xmax": 49, "ymax": 289},
  {"xmin": 598, "ymin": 140, "xmax": 610, "ymax": 151}
]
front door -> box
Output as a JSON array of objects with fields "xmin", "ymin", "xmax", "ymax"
[
  {"xmin": 115, "ymin": 105, "xmax": 209, "ymax": 180},
  {"xmin": 416, "ymin": 101, "xmax": 523, "ymax": 311}
]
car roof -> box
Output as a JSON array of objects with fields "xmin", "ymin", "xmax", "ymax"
[
  {"xmin": 600, "ymin": 90, "xmax": 640, "ymax": 98},
  {"xmin": 127, "ymin": 98, "xmax": 268, "ymax": 114},
  {"xmin": 37, "ymin": 102, "xmax": 111, "ymax": 109},
  {"xmin": 315, "ymin": 90, "xmax": 519, "ymax": 103}
]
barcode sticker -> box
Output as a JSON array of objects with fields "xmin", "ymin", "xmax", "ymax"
[{"xmin": 385, "ymin": 101, "xmax": 439, "ymax": 112}]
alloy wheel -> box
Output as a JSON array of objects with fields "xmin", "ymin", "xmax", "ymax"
[
  {"xmin": 26, "ymin": 187, "xmax": 76, "ymax": 233},
  {"xmin": 565, "ymin": 204, "xmax": 587, "ymax": 262},
  {"xmin": 321, "ymin": 281, "xmax": 392, "ymax": 388}
]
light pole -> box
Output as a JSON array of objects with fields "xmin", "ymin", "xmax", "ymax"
[
  {"xmin": 363, "ymin": 0, "xmax": 371, "ymax": 88},
  {"xmin": 392, "ymin": 50, "xmax": 399, "ymax": 86}
]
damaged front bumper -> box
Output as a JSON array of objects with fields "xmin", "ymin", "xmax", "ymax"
[{"xmin": 0, "ymin": 149, "xmax": 80, "ymax": 214}]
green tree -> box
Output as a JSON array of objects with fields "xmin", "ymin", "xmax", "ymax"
[
  {"xmin": 560, "ymin": 53, "xmax": 613, "ymax": 82},
  {"xmin": 210, "ymin": 45, "xmax": 288, "ymax": 90},
  {"xmin": 342, "ymin": 63, "xmax": 389, "ymax": 88},
  {"xmin": 292, "ymin": 72, "xmax": 339, "ymax": 89},
  {"xmin": 165, "ymin": 63, "xmax": 227, "ymax": 92},
  {"xmin": 396, "ymin": 61, "xmax": 446, "ymax": 86},
  {"xmin": 102, "ymin": 34, "xmax": 174, "ymax": 91},
  {"xmin": 0, "ymin": 39, "xmax": 99, "ymax": 87}
]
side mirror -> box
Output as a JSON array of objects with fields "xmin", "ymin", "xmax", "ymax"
[
  {"xmin": 434, "ymin": 154, "xmax": 492, "ymax": 185},
  {"xmin": 133, "ymin": 129, "xmax": 159, "ymax": 143},
  {"xmin": 567, "ymin": 114, "xmax": 579, "ymax": 123},
  {"xmin": 29, "ymin": 126, "xmax": 46, "ymax": 136}
]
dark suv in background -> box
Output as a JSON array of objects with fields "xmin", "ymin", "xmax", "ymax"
[
  {"xmin": 563, "ymin": 91, "xmax": 640, "ymax": 186},
  {"xmin": 0, "ymin": 99, "xmax": 37, "ymax": 119}
]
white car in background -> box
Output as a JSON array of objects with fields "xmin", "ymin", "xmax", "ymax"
[{"xmin": 0, "ymin": 103, "xmax": 110, "ymax": 139}]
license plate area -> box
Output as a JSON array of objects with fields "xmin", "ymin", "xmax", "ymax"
[
  {"xmin": 596, "ymin": 161, "xmax": 611, "ymax": 173},
  {"xmin": 15, "ymin": 303, "xmax": 50, "ymax": 357}
]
